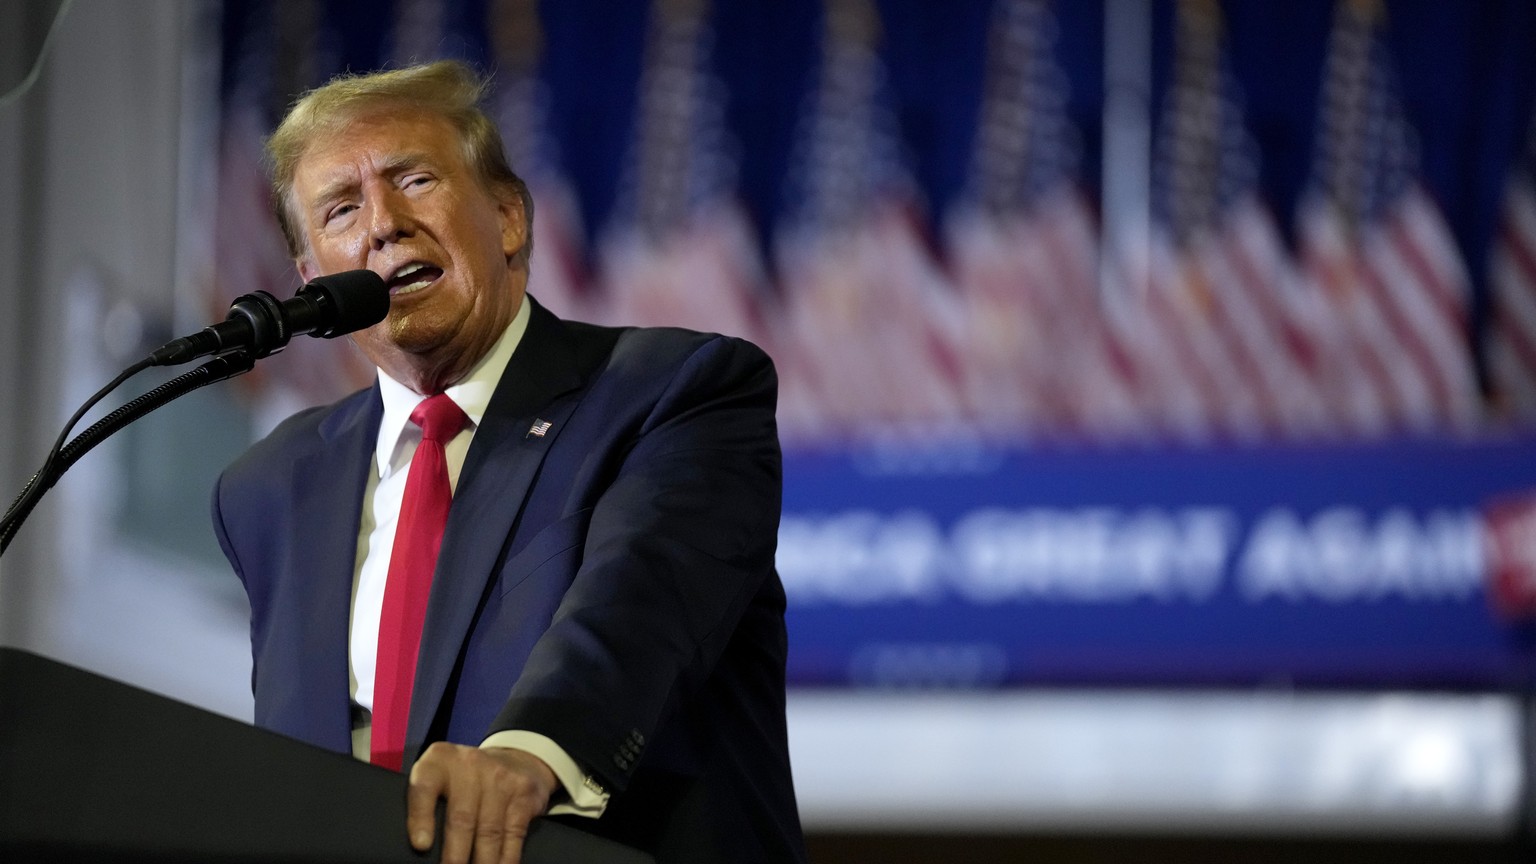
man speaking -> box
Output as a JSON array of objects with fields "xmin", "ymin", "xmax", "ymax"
[{"xmin": 211, "ymin": 60, "xmax": 805, "ymax": 864}]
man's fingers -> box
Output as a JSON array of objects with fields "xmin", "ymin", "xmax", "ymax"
[
  {"xmin": 414, "ymin": 741, "xmax": 484, "ymax": 864},
  {"xmin": 474, "ymin": 750, "xmax": 548, "ymax": 864},
  {"xmin": 406, "ymin": 756, "xmax": 447, "ymax": 851},
  {"xmin": 440, "ymin": 763, "xmax": 483, "ymax": 864},
  {"xmin": 406, "ymin": 743, "xmax": 556, "ymax": 864},
  {"xmin": 497, "ymin": 822, "xmax": 526, "ymax": 864},
  {"xmin": 471, "ymin": 771, "xmax": 513, "ymax": 864}
]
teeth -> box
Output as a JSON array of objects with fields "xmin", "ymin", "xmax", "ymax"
[{"xmin": 390, "ymin": 262, "xmax": 433, "ymax": 295}]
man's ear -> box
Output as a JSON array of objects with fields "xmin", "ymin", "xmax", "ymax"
[
  {"xmin": 297, "ymin": 258, "xmax": 319, "ymax": 283},
  {"xmin": 499, "ymin": 195, "xmax": 528, "ymax": 262}
]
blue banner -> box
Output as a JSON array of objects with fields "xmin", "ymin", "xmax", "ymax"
[{"xmin": 780, "ymin": 437, "xmax": 1536, "ymax": 688}]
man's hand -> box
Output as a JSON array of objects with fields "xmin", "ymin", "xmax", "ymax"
[{"xmin": 407, "ymin": 743, "xmax": 559, "ymax": 864}]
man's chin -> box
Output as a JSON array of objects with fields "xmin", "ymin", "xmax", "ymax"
[
  {"xmin": 354, "ymin": 324, "xmax": 456, "ymax": 373},
  {"xmin": 373, "ymin": 307, "xmax": 459, "ymax": 349}
]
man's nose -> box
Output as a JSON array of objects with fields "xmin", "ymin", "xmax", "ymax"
[{"xmin": 368, "ymin": 191, "xmax": 415, "ymax": 249}]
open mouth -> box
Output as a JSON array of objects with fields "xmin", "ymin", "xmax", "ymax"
[{"xmin": 387, "ymin": 262, "xmax": 443, "ymax": 296}]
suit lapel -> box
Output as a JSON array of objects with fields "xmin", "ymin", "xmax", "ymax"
[
  {"xmin": 407, "ymin": 301, "xmax": 586, "ymax": 754},
  {"xmin": 284, "ymin": 388, "xmax": 380, "ymax": 753}
]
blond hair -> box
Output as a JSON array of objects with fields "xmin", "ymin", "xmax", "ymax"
[{"xmin": 265, "ymin": 60, "xmax": 533, "ymax": 263}]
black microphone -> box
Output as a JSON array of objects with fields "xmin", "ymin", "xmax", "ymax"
[{"xmin": 150, "ymin": 270, "xmax": 389, "ymax": 366}]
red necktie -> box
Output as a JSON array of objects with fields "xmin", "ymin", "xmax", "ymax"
[{"xmin": 371, "ymin": 393, "xmax": 468, "ymax": 771}]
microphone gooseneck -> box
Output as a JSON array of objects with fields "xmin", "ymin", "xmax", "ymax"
[
  {"xmin": 150, "ymin": 269, "xmax": 389, "ymax": 366},
  {"xmin": 0, "ymin": 270, "xmax": 390, "ymax": 558}
]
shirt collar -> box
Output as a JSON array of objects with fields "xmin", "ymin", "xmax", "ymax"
[{"xmin": 373, "ymin": 294, "xmax": 532, "ymax": 476}]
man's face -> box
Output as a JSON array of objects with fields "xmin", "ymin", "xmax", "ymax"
[{"xmin": 291, "ymin": 108, "xmax": 526, "ymax": 393}]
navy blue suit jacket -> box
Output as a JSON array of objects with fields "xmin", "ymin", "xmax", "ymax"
[{"xmin": 212, "ymin": 298, "xmax": 806, "ymax": 862}]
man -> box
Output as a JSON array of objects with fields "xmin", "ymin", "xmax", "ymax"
[{"xmin": 212, "ymin": 60, "xmax": 805, "ymax": 864}]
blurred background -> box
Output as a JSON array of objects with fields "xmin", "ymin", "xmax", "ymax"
[{"xmin": 4, "ymin": 0, "xmax": 1536, "ymax": 860}]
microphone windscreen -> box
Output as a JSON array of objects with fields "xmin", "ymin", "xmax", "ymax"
[{"xmin": 303, "ymin": 270, "xmax": 389, "ymax": 338}]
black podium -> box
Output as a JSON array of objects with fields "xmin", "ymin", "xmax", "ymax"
[{"xmin": 0, "ymin": 648, "xmax": 652, "ymax": 863}]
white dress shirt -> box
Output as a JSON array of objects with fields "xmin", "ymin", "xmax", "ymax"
[{"xmin": 349, "ymin": 296, "xmax": 607, "ymax": 817}]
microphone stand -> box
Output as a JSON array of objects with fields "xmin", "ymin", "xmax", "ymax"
[
  {"xmin": 0, "ymin": 352, "xmax": 256, "ymax": 555},
  {"xmin": 0, "ymin": 270, "xmax": 386, "ymax": 557}
]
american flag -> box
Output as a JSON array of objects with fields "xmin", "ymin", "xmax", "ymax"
[
  {"xmin": 1488, "ymin": 109, "xmax": 1536, "ymax": 423},
  {"xmin": 490, "ymin": 0, "xmax": 593, "ymax": 322},
  {"xmin": 1132, "ymin": 0, "xmax": 1330, "ymax": 442},
  {"xmin": 595, "ymin": 0, "xmax": 769, "ymax": 349},
  {"xmin": 1295, "ymin": 0, "xmax": 1480, "ymax": 435},
  {"xmin": 772, "ymin": 0, "xmax": 966, "ymax": 439},
  {"xmin": 946, "ymin": 0, "xmax": 1137, "ymax": 442}
]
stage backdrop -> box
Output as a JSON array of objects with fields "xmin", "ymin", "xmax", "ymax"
[{"xmin": 207, "ymin": 0, "xmax": 1536, "ymax": 689}]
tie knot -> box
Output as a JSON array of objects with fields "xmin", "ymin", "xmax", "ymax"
[{"xmin": 411, "ymin": 393, "xmax": 467, "ymax": 444}]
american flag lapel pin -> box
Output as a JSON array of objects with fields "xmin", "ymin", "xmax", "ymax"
[{"xmin": 526, "ymin": 419, "xmax": 553, "ymax": 439}]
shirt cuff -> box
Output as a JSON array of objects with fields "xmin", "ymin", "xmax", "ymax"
[{"xmin": 480, "ymin": 730, "xmax": 610, "ymax": 819}]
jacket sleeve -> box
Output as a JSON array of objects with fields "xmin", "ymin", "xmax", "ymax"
[{"xmin": 486, "ymin": 333, "xmax": 782, "ymax": 793}]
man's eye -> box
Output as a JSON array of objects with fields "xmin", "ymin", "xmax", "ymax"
[
  {"xmin": 403, "ymin": 174, "xmax": 434, "ymax": 189},
  {"xmin": 326, "ymin": 203, "xmax": 357, "ymax": 223}
]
